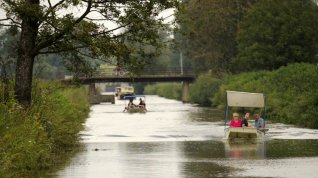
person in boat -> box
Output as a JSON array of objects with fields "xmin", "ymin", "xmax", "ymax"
[
  {"xmin": 254, "ymin": 113, "xmax": 265, "ymax": 128},
  {"xmin": 229, "ymin": 112, "xmax": 242, "ymax": 127},
  {"xmin": 124, "ymin": 99, "xmax": 135, "ymax": 112},
  {"xmin": 241, "ymin": 112, "xmax": 250, "ymax": 127},
  {"xmin": 128, "ymin": 99, "xmax": 135, "ymax": 108},
  {"xmin": 124, "ymin": 98, "xmax": 136, "ymax": 112},
  {"xmin": 138, "ymin": 98, "xmax": 146, "ymax": 108}
]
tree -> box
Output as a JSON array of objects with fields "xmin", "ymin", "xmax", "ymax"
[
  {"xmin": 0, "ymin": 0, "xmax": 179, "ymax": 106},
  {"xmin": 234, "ymin": 0, "xmax": 318, "ymax": 72},
  {"xmin": 175, "ymin": 0, "xmax": 256, "ymax": 75}
]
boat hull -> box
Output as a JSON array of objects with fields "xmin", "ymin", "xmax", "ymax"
[
  {"xmin": 126, "ymin": 107, "xmax": 147, "ymax": 113},
  {"xmin": 225, "ymin": 127, "xmax": 264, "ymax": 139}
]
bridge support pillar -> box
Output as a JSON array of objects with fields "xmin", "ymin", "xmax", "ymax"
[
  {"xmin": 89, "ymin": 83, "xmax": 97, "ymax": 96},
  {"xmin": 88, "ymin": 83, "xmax": 100, "ymax": 104},
  {"xmin": 182, "ymin": 82, "xmax": 190, "ymax": 103}
]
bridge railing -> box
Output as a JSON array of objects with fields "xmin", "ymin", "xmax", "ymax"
[{"xmin": 90, "ymin": 67, "xmax": 195, "ymax": 78}]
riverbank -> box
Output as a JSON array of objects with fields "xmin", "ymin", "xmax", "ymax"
[
  {"xmin": 144, "ymin": 63, "xmax": 318, "ymax": 129},
  {"xmin": 0, "ymin": 81, "xmax": 90, "ymax": 177}
]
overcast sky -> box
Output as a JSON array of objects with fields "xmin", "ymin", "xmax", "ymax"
[{"xmin": 0, "ymin": 4, "xmax": 175, "ymax": 33}]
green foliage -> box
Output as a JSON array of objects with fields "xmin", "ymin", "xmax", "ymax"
[
  {"xmin": 144, "ymin": 83, "xmax": 182, "ymax": 100},
  {"xmin": 0, "ymin": 29, "xmax": 17, "ymax": 80},
  {"xmin": 189, "ymin": 73, "xmax": 222, "ymax": 106},
  {"xmin": 176, "ymin": 0, "xmax": 256, "ymax": 74},
  {"xmin": 234, "ymin": 0, "xmax": 318, "ymax": 71},
  {"xmin": 0, "ymin": 81, "xmax": 90, "ymax": 177},
  {"xmin": 213, "ymin": 63, "xmax": 318, "ymax": 128},
  {"xmin": 1, "ymin": 1, "xmax": 180, "ymax": 106}
]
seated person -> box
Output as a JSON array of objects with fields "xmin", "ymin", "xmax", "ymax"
[
  {"xmin": 254, "ymin": 113, "xmax": 265, "ymax": 128},
  {"xmin": 127, "ymin": 99, "xmax": 135, "ymax": 109},
  {"xmin": 123, "ymin": 99, "xmax": 136, "ymax": 112},
  {"xmin": 229, "ymin": 113, "xmax": 242, "ymax": 127},
  {"xmin": 241, "ymin": 112, "xmax": 250, "ymax": 127},
  {"xmin": 138, "ymin": 98, "xmax": 146, "ymax": 108}
]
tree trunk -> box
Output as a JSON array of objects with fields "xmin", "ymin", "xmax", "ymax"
[
  {"xmin": 14, "ymin": 0, "xmax": 39, "ymax": 107},
  {"xmin": 14, "ymin": 53, "xmax": 35, "ymax": 106}
]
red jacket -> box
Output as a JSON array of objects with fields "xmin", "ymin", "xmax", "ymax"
[{"xmin": 229, "ymin": 119, "xmax": 242, "ymax": 127}]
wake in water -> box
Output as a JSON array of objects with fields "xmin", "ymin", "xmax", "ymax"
[{"xmin": 80, "ymin": 95, "xmax": 318, "ymax": 143}]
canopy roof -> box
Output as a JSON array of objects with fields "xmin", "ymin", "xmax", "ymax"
[
  {"xmin": 226, "ymin": 91, "xmax": 265, "ymax": 108},
  {"xmin": 123, "ymin": 95, "xmax": 145, "ymax": 100}
]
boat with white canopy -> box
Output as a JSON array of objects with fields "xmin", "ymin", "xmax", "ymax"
[
  {"xmin": 123, "ymin": 95, "xmax": 147, "ymax": 113},
  {"xmin": 224, "ymin": 91, "xmax": 268, "ymax": 139}
]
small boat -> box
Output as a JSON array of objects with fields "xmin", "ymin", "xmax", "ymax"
[
  {"xmin": 224, "ymin": 91, "xmax": 268, "ymax": 140},
  {"xmin": 126, "ymin": 105, "xmax": 147, "ymax": 113},
  {"xmin": 225, "ymin": 127, "xmax": 264, "ymax": 139},
  {"xmin": 123, "ymin": 95, "xmax": 147, "ymax": 113}
]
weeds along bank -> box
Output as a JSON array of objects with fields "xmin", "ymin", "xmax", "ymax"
[
  {"xmin": 144, "ymin": 63, "xmax": 318, "ymax": 129},
  {"xmin": 0, "ymin": 81, "xmax": 90, "ymax": 177},
  {"xmin": 144, "ymin": 83, "xmax": 183, "ymax": 100}
]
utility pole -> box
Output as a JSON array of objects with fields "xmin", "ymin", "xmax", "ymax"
[{"xmin": 180, "ymin": 52, "xmax": 183, "ymax": 75}]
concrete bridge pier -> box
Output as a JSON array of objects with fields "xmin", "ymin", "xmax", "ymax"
[
  {"xmin": 88, "ymin": 83, "xmax": 100, "ymax": 104},
  {"xmin": 88, "ymin": 83, "xmax": 115, "ymax": 104},
  {"xmin": 89, "ymin": 83, "xmax": 97, "ymax": 96},
  {"xmin": 182, "ymin": 82, "xmax": 190, "ymax": 103}
]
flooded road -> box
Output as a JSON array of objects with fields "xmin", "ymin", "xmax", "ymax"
[{"xmin": 54, "ymin": 95, "xmax": 318, "ymax": 178}]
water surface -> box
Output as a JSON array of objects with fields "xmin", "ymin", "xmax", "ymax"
[{"xmin": 54, "ymin": 95, "xmax": 318, "ymax": 178}]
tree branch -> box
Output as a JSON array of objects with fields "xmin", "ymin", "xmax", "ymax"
[
  {"xmin": 39, "ymin": 0, "xmax": 66, "ymax": 25},
  {"xmin": 35, "ymin": 0, "xmax": 93, "ymax": 52},
  {"xmin": 91, "ymin": 23, "xmax": 131, "ymax": 37},
  {"xmin": 0, "ymin": 17, "xmax": 22, "ymax": 27},
  {"xmin": 0, "ymin": 24, "xmax": 20, "ymax": 28},
  {"xmin": 38, "ymin": 44, "xmax": 88, "ymax": 54}
]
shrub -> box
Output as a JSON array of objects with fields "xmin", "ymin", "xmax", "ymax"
[
  {"xmin": 189, "ymin": 73, "xmax": 222, "ymax": 106},
  {"xmin": 0, "ymin": 81, "xmax": 90, "ymax": 177},
  {"xmin": 144, "ymin": 83, "xmax": 182, "ymax": 100},
  {"xmin": 213, "ymin": 63, "xmax": 318, "ymax": 128}
]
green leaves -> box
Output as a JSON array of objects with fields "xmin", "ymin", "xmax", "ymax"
[
  {"xmin": 213, "ymin": 63, "xmax": 318, "ymax": 128},
  {"xmin": 189, "ymin": 73, "xmax": 222, "ymax": 106},
  {"xmin": 235, "ymin": 0, "xmax": 318, "ymax": 71},
  {"xmin": 176, "ymin": 0, "xmax": 256, "ymax": 74},
  {"xmin": 0, "ymin": 81, "xmax": 90, "ymax": 176}
]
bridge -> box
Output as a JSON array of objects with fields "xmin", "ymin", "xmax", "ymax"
[
  {"xmin": 63, "ymin": 68, "xmax": 196, "ymax": 103},
  {"xmin": 72, "ymin": 75, "xmax": 195, "ymax": 84}
]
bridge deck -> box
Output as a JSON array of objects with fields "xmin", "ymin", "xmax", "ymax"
[{"xmin": 64, "ymin": 75, "xmax": 195, "ymax": 84}]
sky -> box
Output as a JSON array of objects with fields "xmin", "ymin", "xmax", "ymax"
[{"xmin": 0, "ymin": 2, "xmax": 175, "ymax": 34}]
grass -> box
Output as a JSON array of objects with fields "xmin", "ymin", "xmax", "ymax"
[{"xmin": 0, "ymin": 80, "xmax": 90, "ymax": 177}]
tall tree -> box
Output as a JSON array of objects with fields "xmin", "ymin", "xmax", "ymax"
[
  {"xmin": 176, "ymin": 0, "xmax": 256, "ymax": 75},
  {"xmin": 0, "ymin": 0, "xmax": 179, "ymax": 106},
  {"xmin": 234, "ymin": 0, "xmax": 318, "ymax": 72}
]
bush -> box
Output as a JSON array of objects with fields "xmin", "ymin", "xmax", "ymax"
[
  {"xmin": 213, "ymin": 63, "xmax": 318, "ymax": 128},
  {"xmin": 144, "ymin": 83, "xmax": 182, "ymax": 100},
  {"xmin": 0, "ymin": 81, "xmax": 90, "ymax": 177},
  {"xmin": 189, "ymin": 73, "xmax": 222, "ymax": 106}
]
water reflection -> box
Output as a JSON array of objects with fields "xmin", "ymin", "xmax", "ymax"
[
  {"xmin": 224, "ymin": 140, "xmax": 265, "ymax": 159},
  {"xmin": 54, "ymin": 95, "xmax": 318, "ymax": 178},
  {"xmin": 266, "ymin": 139, "xmax": 318, "ymax": 158}
]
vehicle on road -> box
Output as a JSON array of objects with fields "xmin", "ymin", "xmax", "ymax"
[{"xmin": 115, "ymin": 86, "xmax": 134, "ymax": 100}]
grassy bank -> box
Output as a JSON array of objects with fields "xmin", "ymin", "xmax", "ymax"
[
  {"xmin": 144, "ymin": 63, "xmax": 318, "ymax": 129},
  {"xmin": 144, "ymin": 83, "xmax": 182, "ymax": 100},
  {"xmin": 0, "ymin": 81, "xmax": 90, "ymax": 177},
  {"xmin": 143, "ymin": 73, "xmax": 222, "ymax": 106}
]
